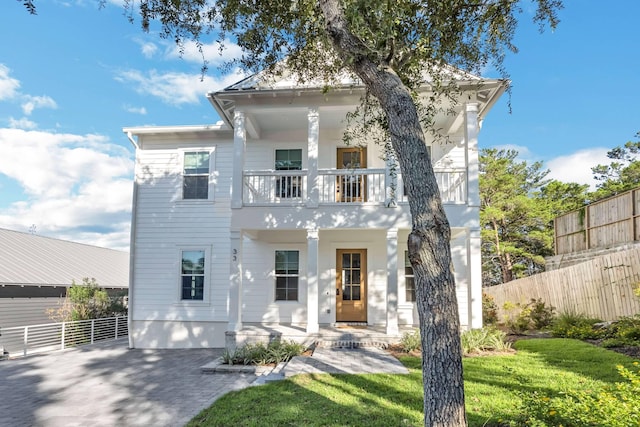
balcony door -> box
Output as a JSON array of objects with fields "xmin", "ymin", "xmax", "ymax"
[
  {"xmin": 337, "ymin": 147, "xmax": 367, "ymax": 202},
  {"xmin": 336, "ymin": 249, "xmax": 367, "ymax": 322}
]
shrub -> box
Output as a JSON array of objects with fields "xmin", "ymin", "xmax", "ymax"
[
  {"xmin": 47, "ymin": 277, "xmax": 127, "ymax": 322},
  {"xmin": 223, "ymin": 339, "xmax": 305, "ymax": 365},
  {"xmin": 551, "ymin": 311, "xmax": 604, "ymax": 340},
  {"xmin": 502, "ymin": 301, "xmax": 533, "ymax": 334},
  {"xmin": 602, "ymin": 314, "xmax": 640, "ymax": 347},
  {"xmin": 482, "ymin": 292, "xmax": 499, "ymax": 325},
  {"xmin": 502, "ymin": 298, "xmax": 556, "ymax": 334},
  {"xmin": 517, "ymin": 363, "xmax": 640, "ymax": 426},
  {"xmin": 633, "ymin": 282, "xmax": 640, "ymax": 299},
  {"xmin": 460, "ymin": 327, "xmax": 511, "ymax": 356},
  {"xmin": 528, "ymin": 298, "xmax": 555, "ymax": 330},
  {"xmin": 399, "ymin": 329, "xmax": 421, "ymax": 352}
]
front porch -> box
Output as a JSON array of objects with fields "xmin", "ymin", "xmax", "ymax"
[{"xmin": 225, "ymin": 323, "xmax": 417, "ymax": 351}]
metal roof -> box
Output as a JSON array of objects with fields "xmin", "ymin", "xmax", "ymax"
[{"xmin": 0, "ymin": 228, "xmax": 129, "ymax": 289}]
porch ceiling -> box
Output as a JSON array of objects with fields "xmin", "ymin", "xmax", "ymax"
[{"xmin": 244, "ymin": 104, "xmax": 462, "ymax": 136}]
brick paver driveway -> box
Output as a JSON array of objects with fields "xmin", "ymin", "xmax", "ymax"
[{"xmin": 0, "ymin": 338, "xmax": 255, "ymax": 427}]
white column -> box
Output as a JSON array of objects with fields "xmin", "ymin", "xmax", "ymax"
[
  {"xmin": 465, "ymin": 102, "xmax": 482, "ymax": 329},
  {"xmin": 307, "ymin": 107, "xmax": 319, "ymax": 208},
  {"xmin": 468, "ymin": 228, "xmax": 483, "ymax": 329},
  {"xmin": 231, "ymin": 110, "xmax": 246, "ymax": 209},
  {"xmin": 464, "ymin": 103, "xmax": 480, "ymax": 207},
  {"xmin": 386, "ymin": 228, "xmax": 399, "ymax": 335},
  {"xmin": 306, "ymin": 229, "xmax": 319, "ymax": 333},
  {"xmin": 228, "ymin": 229, "xmax": 243, "ymax": 331}
]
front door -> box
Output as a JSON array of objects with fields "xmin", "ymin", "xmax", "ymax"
[
  {"xmin": 336, "ymin": 249, "xmax": 367, "ymax": 322},
  {"xmin": 336, "ymin": 147, "xmax": 367, "ymax": 202}
]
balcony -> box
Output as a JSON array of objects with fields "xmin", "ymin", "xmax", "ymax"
[{"xmin": 242, "ymin": 168, "xmax": 467, "ymax": 206}]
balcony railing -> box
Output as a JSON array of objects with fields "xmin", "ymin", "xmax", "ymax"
[{"xmin": 242, "ymin": 168, "xmax": 467, "ymax": 206}]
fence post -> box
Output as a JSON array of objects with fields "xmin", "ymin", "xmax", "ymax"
[
  {"xmin": 91, "ymin": 319, "xmax": 95, "ymax": 344},
  {"xmin": 23, "ymin": 326, "xmax": 28, "ymax": 357},
  {"xmin": 115, "ymin": 317, "xmax": 119, "ymax": 339},
  {"xmin": 61, "ymin": 322, "xmax": 66, "ymax": 350}
]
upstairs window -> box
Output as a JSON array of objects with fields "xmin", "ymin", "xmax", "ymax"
[
  {"xmin": 181, "ymin": 250, "xmax": 205, "ymax": 301},
  {"xmin": 275, "ymin": 149, "xmax": 302, "ymax": 198},
  {"xmin": 404, "ymin": 251, "xmax": 416, "ymax": 302},
  {"xmin": 183, "ymin": 151, "xmax": 210, "ymax": 200},
  {"xmin": 275, "ymin": 250, "xmax": 299, "ymax": 301}
]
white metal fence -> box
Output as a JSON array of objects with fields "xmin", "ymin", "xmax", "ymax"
[{"xmin": 0, "ymin": 316, "xmax": 128, "ymax": 358}]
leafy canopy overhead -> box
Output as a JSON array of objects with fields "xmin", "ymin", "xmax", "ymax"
[{"xmin": 117, "ymin": 0, "xmax": 561, "ymax": 89}]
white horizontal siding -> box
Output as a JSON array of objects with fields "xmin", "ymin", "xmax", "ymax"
[
  {"xmin": 245, "ymin": 140, "xmax": 308, "ymax": 171},
  {"xmin": 433, "ymin": 139, "xmax": 466, "ymax": 169},
  {"xmin": 133, "ymin": 141, "xmax": 234, "ymax": 324},
  {"xmin": 241, "ymin": 240, "xmax": 307, "ymax": 324}
]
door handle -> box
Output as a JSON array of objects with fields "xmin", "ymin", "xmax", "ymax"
[{"xmin": 336, "ymin": 288, "xmax": 340, "ymax": 295}]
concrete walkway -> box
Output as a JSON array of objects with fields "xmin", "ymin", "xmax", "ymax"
[{"xmin": 0, "ymin": 340, "xmax": 408, "ymax": 427}]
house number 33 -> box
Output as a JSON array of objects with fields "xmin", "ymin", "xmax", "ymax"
[{"xmin": 232, "ymin": 248, "xmax": 237, "ymax": 261}]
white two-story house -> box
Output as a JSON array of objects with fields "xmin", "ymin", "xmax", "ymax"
[{"xmin": 124, "ymin": 70, "xmax": 505, "ymax": 349}]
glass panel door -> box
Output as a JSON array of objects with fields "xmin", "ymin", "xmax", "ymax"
[
  {"xmin": 336, "ymin": 148, "xmax": 367, "ymax": 202},
  {"xmin": 336, "ymin": 249, "xmax": 367, "ymax": 322}
]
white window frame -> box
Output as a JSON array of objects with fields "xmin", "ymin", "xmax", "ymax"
[
  {"xmin": 404, "ymin": 250, "xmax": 416, "ymax": 303},
  {"xmin": 274, "ymin": 249, "xmax": 300, "ymax": 302},
  {"xmin": 274, "ymin": 148, "xmax": 303, "ymax": 199},
  {"xmin": 175, "ymin": 246, "xmax": 211, "ymax": 305},
  {"xmin": 179, "ymin": 147, "xmax": 216, "ymax": 202}
]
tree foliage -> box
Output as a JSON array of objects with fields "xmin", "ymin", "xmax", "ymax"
[
  {"xmin": 480, "ymin": 149, "xmax": 588, "ymax": 286},
  {"xmin": 21, "ymin": 1, "xmax": 563, "ymax": 425},
  {"xmin": 48, "ymin": 278, "xmax": 127, "ymax": 322},
  {"xmin": 591, "ymin": 132, "xmax": 640, "ymax": 201}
]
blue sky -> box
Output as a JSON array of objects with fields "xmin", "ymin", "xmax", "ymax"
[{"xmin": 1, "ymin": 1, "xmax": 638, "ymax": 250}]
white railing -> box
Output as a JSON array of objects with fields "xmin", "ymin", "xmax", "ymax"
[
  {"xmin": 244, "ymin": 170, "xmax": 307, "ymax": 205},
  {"xmin": 241, "ymin": 168, "xmax": 467, "ymax": 206},
  {"xmin": 397, "ymin": 169, "xmax": 467, "ymax": 204},
  {"xmin": 318, "ymin": 168, "xmax": 386, "ymax": 203},
  {"xmin": 0, "ymin": 316, "xmax": 128, "ymax": 358}
]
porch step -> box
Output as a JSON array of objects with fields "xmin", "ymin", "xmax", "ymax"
[{"xmin": 315, "ymin": 339, "xmax": 389, "ymax": 349}]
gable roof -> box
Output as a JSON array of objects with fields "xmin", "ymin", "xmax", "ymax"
[
  {"xmin": 207, "ymin": 64, "xmax": 506, "ymax": 129},
  {"xmin": 0, "ymin": 228, "xmax": 129, "ymax": 289}
]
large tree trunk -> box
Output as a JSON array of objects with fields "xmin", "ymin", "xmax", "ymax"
[{"xmin": 319, "ymin": 1, "xmax": 466, "ymax": 426}]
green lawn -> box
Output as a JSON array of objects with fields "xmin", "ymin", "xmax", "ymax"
[{"xmin": 187, "ymin": 339, "xmax": 639, "ymax": 427}]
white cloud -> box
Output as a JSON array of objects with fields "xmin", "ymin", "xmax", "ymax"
[
  {"xmin": 166, "ymin": 39, "xmax": 244, "ymax": 67},
  {"xmin": 546, "ymin": 148, "xmax": 611, "ymax": 189},
  {"xmin": 21, "ymin": 95, "xmax": 58, "ymax": 115},
  {"xmin": 124, "ymin": 105, "xmax": 147, "ymax": 115},
  {"xmin": 0, "ymin": 64, "xmax": 21, "ymax": 101},
  {"xmin": 0, "ymin": 128, "xmax": 134, "ymax": 250},
  {"xmin": 8, "ymin": 117, "xmax": 37, "ymax": 129},
  {"xmin": 138, "ymin": 40, "xmax": 159, "ymax": 59},
  {"xmin": 0, "ymin": 64, "xmax": 58, "ymax": 118},
  {"xmin": 115, "ymin": 68, "xmax": 246, "ymax": 105}
]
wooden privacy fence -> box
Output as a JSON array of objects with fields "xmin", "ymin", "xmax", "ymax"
[
  {"xmin": 484, "ymin": 247, "xmax": 640, "ymax": 322},
  {"xmin": 554, "ymin": 187, "xmax": 640, "ymax": 255}
]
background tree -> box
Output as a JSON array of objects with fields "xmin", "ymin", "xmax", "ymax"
[
  {"xmin": 480, "ymin": 148, "xmax": 552, "ymax": 285},
  {"xmin": 540, "ymin": 180, "xmax": 590, "ymax": 219},
  {"xmin": 21, "ymin": 1, "xmax": 563, "ymax": 425},
  {"xmin": 480, "ymin": 149, "xmax": 588, "ymax": 286},
  {"xmin": 591, "ymin": 132, "xmax": 640, "ymax": 201}
]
